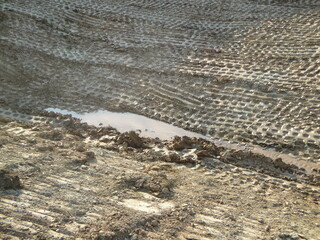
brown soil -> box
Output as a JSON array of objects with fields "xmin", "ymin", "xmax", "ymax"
[{"xmin": 0, "ymin": 113, "xmax": 319, "ymax": 240}]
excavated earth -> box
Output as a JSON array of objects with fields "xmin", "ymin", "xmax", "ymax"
[
  {"xmin": 1, "ymin": 0, "xmax": 320, "ymax": 239},
  {"xmin": 1, "ymin": 0, "xmax": 319, "ymax": 162},
  {"xmin": 0, "ymin": 114, "xmax": 319, "ymax": 240}
]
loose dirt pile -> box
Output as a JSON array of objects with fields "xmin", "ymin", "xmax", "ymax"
[{"xmin": 0, "ymin": 113, "xmax": 319, "ymax": 239}]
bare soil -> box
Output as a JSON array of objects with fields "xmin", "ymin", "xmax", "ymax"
[{"xmin": 0, "ymin": 113, "xmax": 319, "ymax": 240}]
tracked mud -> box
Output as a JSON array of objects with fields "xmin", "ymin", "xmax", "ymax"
[
  {"xmin": 0, "ymin": 116, "xmax": 319, "ymax": 239},
  {"xmin": 1, "ymin": 0, "xmax": 319, "ymax": 163},
  {"xmin": 1, "ymin": 1, "xmax": 320, "ymax": 239}
]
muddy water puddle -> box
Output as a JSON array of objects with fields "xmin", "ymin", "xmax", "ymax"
[
  {"xmin": 46, "ymin": 108, "xmax": 208, "ymax": 140},
  {"xmin": 46, "ymin": 108, "xmax": 318, "ymax": 174}
]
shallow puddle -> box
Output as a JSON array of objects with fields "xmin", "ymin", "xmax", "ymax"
[{"xmin": 46, "ymin": 108, "xmax": 208, "ymax": 140}]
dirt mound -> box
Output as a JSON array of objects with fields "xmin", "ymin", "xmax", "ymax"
[
  {"xmin": 122, "ymin": 173, "xmax": 174, "ymax": 198},
  {"xmin": 170, "ymin": 136, "xmax": 222, "ymax": 155},
  {"xmin": 117, "ymin": 131, "xmax": 145, "ymax": 148}
]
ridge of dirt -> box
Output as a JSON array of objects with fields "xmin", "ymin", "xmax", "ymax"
[{"xmin": 0, "ymin": 112, "xmax": 319, "ymax": 240}]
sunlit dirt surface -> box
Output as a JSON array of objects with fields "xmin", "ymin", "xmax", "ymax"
[
  {"xmin": 1, "ymin": 0, "xmax": 320, "ymax": 162},
  {"xmin": 0, "ymin": 118, "xmax": 319, "ymax": 239}
]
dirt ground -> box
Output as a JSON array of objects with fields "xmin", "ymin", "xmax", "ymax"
[
  {"xmin": 1, "ymin": 0, "xmax": 319, "ymax": 163},
  {"xmin": 1, "ymin": 0, "xmax": 320, "ymax": 239},
  {"xmin": 0, "ymin": 113, "xmax": 319, "ymax": 240}
]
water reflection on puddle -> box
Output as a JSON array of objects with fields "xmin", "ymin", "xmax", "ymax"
[{"xmin": 46, "ymin": 108, "xmax": 207, "ymax": 140}]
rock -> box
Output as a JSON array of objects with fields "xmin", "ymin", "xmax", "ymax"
[
  {"xmin": 41, "ymin": 156, "xmax": 54, "ymax": 161},
  {"xmin": 150, "ymin": 219, "xmax": 159, "ymax": 227},
  {"xmin": 81, "ymin": 165, "xmax": 88, "ymax": 170},
  {"xmin": 117, "ymin": 131, "xmax": 144, "ymax": 148},
  {"xmin": 0, "ymin": 169, "xmax": 23, "ymax": 190}
]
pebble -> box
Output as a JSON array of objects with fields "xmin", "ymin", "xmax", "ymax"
[
  {"xmin": 42, "ymin": 156, "xmax": 54, "ymax": 161},
  {"xmin": 81, "ymin": 165, "xmax": 88, "ymax": 170}
]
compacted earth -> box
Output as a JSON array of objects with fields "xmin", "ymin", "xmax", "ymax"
[
  {"xmin": 0, "ymin": 112, "xmax": 319, "ymax": 240},
  {"xmin": 1, "ymin": 0, "xmax": 320, "ymax": 163},
  {"xmin": 1, "ymin": 0, "xmax": 320, "ymax": 239}
]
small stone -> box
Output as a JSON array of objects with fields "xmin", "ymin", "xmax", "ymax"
[
  {"xmin": 150, "ymin": 219, "xmax": 159, "ymax": 227},
  {"xmin": 42, "ymin": 156, "xmax": 54, "ymax": 161},
  {"xmin": 81, "ymin": 165, "xmax": 88, "ymax": 170}
]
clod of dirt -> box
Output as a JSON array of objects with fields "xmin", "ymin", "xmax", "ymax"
[
  {"xmin": 85, "ymin": 151, "xmax": 96, "ymax": 160},
  {"xmin": 116, "ymin": 131, "xmax": 145, "ymax": 148},
  {"xmin": 170, "ymin": 137, "xmax": 222, "ymax": 157},
  {"xmin": 171, "ymin": 136, "xmax": 194, "ymax": 150},
  {"xmin": 222, "ymin": 150, "xmax": 299, "ymax": 175},
  {"xmin": 274, "ymin": 158, "xmax": 293, "ymax": 171},
  {"xmin": 163, "ymin": 153, "xmax": 181, "ymax": 162},
  {"xmin": 74, "ymin": 143, "xmax": 87, "ymax": 152},
  {"xmin": 0, "ymin": 169, "xmax": 23, "ymax": 190},
  {"xmin": 124, "ymin": 173, "xmax": 174, "ymax": 197},
  {"xmin": 72, "ymin": 151, "xmax": 96, "ymax": 165},
  {"xmin": 37, "ymin": 129, "xmax": 64, "ymax": 141},
  {"xmin": 163, "ymin": 153, "xmax": 198, "ymax": 165},
  {"xmin": 195, "ymin": 150, "xmax": 212, "ymax": 158},
  {"xmin": 202, "ymin": 142, "xmax": 223, "ymax": 156},
  {"xmin": 89, "ymin": 126, "xmax": 119, "ymax": 139}
]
